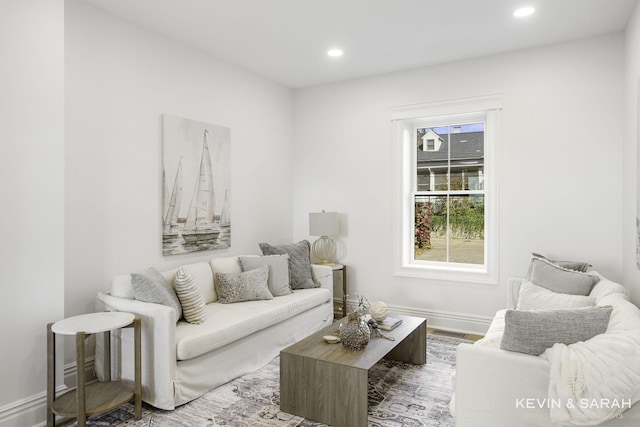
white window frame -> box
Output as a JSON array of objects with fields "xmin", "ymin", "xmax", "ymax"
[{"xmin": 391, "ymin": 94, "xmax": 502, "ymax": 284}]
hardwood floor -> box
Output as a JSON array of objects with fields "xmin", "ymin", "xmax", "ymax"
[{"xmin": 427, "ymin": 327, "xmax": 484, "ymax": 342}]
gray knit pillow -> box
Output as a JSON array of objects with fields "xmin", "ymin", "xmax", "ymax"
[
  {"xmin": 529, "ymin": 257, "xmax": 598, "ymax": 296},
  {"xmin": 173, "ymin": 267, "xmax": 206, "ymax": 324},
  {"xmin": 215, "ymin": 265, "xmax": 273, "ymax": 304},
  {"xmin": 500, "ymin": 306, "xmax": 612, "ymax": 355},
  {"xmin": 239, "ymin": 254, "xmax": 292, "ymax": 296},
  {"xmin": 131, "ymin": 267, "xmax": 182, "ymax": 321},
  {"xmin": 259, "ymin": 240, "xmax": 318, "ymax": 289},
  {"xmin": 530, "ymin": 252, "xmax": 590, "ymax": 273}
]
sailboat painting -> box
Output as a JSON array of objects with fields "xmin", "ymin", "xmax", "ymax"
[{"xmin": 162, "ymin": 114, "xmax": 231, "ymax": 255}]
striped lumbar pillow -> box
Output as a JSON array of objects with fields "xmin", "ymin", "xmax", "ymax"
[{"xmin": 174, "ymin": 267, "xmax": 206, "ymax": 324}]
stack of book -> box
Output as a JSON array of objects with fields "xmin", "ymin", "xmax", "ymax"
[{"xmin": 377, "ymin": 317, "xmax": 403, "ymax": 331}]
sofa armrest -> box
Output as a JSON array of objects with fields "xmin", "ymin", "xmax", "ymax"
[
  {"xmin": 95, "ymin": 291, "xmax": 178, "ymax": 410},
  {"xmin": 311, "ymin": 264, "xmax": 333, "ymax": 300},
  {"xmin": 455, "ymin": 343, "xmax": 551, "ymax": 427},
  {"xmin": 507, "ymin": 277, "xmax": 525, "ymax": 309}
]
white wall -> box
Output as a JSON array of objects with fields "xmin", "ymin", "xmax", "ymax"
[
  {"xmin": 65, "ymin": 0, "xmax": 294, "ymax": 353},
  {"xmin": 293, "ymin": 35, "xmax": 625, "ymax": 332},
  {"xmin": 623, "ymin": 1, "xmax": 640, "ymax": 303},
  {"xmin": 0, "ymin": 1, "xmax": 65, "ymax": 426}
]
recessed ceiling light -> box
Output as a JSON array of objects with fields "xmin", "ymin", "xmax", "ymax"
[
  {"xmin": 327, "ymin": 49, "xmax": 344, "ymax": 57},
  {"xmin": 513, "ymin": 6, "xmax": 535, "ymax": 18}
]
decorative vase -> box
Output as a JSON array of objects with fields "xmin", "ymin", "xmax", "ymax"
[
  {"xmin": 369, "ymin": 301, "xmax": 389, "ymax": 322},
  {"xmin": 340, "ymin": 313, "xmax": 371, "ymax": 351}
]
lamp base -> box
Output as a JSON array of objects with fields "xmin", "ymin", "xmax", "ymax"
[
  {"xmin": 311, "ymin": 236, "xmax": 336, "ymax": 266},
  {"xmin": 314, "ymin": 260, "xmax": 336, "ymax": 266}
]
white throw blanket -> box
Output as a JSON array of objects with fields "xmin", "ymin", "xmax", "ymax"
[{"xmin": 542, "ymin": 293, "xmax": 640, "ymax": 426}]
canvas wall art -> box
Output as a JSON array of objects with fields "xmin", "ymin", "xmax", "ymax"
[{"xmin": 162, "ymin": 114, "xmax": 231, "ymax": 255}]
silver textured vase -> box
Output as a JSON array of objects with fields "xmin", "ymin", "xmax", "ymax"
[{"xmin": 340, "ymin": 314, "xmax": 371, "ymax": 351}]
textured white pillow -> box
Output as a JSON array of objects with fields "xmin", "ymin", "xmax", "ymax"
[
  {"xmin": 516, "ymin": 281, "xmax": 596, "ymax": 311},
  {"xmin": 173, "ymin": 267, "xmax": 206, "ymax": 324}
]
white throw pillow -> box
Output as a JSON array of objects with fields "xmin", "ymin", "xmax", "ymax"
[
  {"xmin": 516, "ymin": 281, "xmax": 596, "ymax": 311},
  {"xmin": 112, "ymin": 274, "xmax": 134, "ymax": 299}
]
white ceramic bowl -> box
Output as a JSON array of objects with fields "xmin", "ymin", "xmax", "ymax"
[{"xmin": 323, "ymin": 335, "xmax": 341, "ymax": 344}]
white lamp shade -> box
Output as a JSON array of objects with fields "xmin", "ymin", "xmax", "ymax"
[{"xmin": 309, "ymin": 212, "xmax": 339, "ymax": 236}]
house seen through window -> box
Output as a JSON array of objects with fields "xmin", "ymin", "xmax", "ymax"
[{"xmin": 414, "ymin": 123, "xmax": 485, "ymax": 265}]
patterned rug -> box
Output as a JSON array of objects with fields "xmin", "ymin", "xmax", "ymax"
[{"xmin": 78, "ymin": 334, "xmax": 469, "ymax": 427}]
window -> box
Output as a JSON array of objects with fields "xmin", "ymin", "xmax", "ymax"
[
  {"xmin": 392, "ymin": 95, "xmax": 501, "ymax": 284},
  {"xmin": 425, "ymin": 138, "xmax": 435, "ymax": 151}
]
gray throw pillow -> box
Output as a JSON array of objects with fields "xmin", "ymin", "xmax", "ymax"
[
  {"xmin": 259, "ymin": 240, "xmax": 318, "ymax": 289},
  {"xmin": 239, "ymin": 254, "xmax": 292, "ymax": 296},
  {"xmin": 531, "ymin": 252, "xmax": 590, "ymax": 273},
  {"xmin": 529, "ymin": 257, "xmax": 597, "ymax": 296},
  {"xmin": 131, "ymin": 267, "xmax": 182, "ymax": 320},
  {"xmin": 500, "ymin": 306, "xmax": 612, "ymax": 355},
  {"xmin": 215, "ymin": 265, "xmax": 274, "ymax": 304}
]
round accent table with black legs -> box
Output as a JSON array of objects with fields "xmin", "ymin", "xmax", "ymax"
[{"xmin": 46, "ymin": 312, "xmax": 141, "ymax": 427}]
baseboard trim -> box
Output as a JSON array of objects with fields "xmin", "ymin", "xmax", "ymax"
[
  {"xmin": 386, "ymin": 303, "xmax": 492, "ymax": 335},
  {"xmin": 341, "ymin": 298, "xmax": 492, "ymax": 335},
  {"xmin": 0, "ymin": 386, "xmax": 64, "ymax": 427},
  {"xmin": 0, "ymin": 357, "xmax": 94, "ymax": 427}
]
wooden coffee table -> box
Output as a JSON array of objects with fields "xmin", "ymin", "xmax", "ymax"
[{"xmin": 280, "ymin": 314, "xmax": 426, "ymax": 427}]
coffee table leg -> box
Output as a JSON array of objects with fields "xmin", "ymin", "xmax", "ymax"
[
  {"xmin": 280, "ymin": 354, "xmax": 368, "ymax": 427},
  {"xmin": 385, "ymin": 318, "xmax": 427, "ymax": 364}
]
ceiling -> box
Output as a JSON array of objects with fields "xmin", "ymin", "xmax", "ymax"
[{"xmin": 79, "ymin": 0, "xmax": 637, "ymax": 89}]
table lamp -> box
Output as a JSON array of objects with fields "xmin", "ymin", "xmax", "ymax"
[{"xmin": 309, "ymin": 211, "xmax": 339, "ymax": 265}]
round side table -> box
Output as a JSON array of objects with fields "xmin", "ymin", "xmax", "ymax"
[{"xmin": 46, "ymin": 312, "xmax": 142, "ymax": 427}]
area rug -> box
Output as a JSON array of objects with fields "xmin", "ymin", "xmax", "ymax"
[{"xmin": 80, "ymin": 334, "xmax": 469, "ymax": 427}]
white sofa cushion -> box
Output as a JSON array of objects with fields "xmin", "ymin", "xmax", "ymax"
[
  {"xmin": 599, "ymin": 292, "xmax": 640, "ymax": 332},
  {"xmin": 174, "ymin": 287, "xmax": 330, "ymax": 360},
  {"xmin": 112, "ymin": 274, "xmax": 134, "ymax": 299},
  {"xmin": 162, "ymin": 262, "xmax": 216, "ymax": 304},
  {"xmin": 588, "ymin": 272, "xmax": 627, "ymax": 301},
  {"xmin": 516, "ymin": 281, "xmax": 595, "ymax": 310},
  {"xmin": 474, "ymin": 309, "xmax": 506, "ymax": 349}
]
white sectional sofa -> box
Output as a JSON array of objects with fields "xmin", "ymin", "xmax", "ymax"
[
  {"xmin": 452, "ymin": 270, "xmax": 640, "ymax": 427},
  {"xmin": 95, "ymin": 255, "xmax": 334, "ymax": 410}
]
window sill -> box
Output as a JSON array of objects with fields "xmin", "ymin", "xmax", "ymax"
[{"xmin": 394, "ymin": 262, "xmax": 499, "ymax": 285}]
